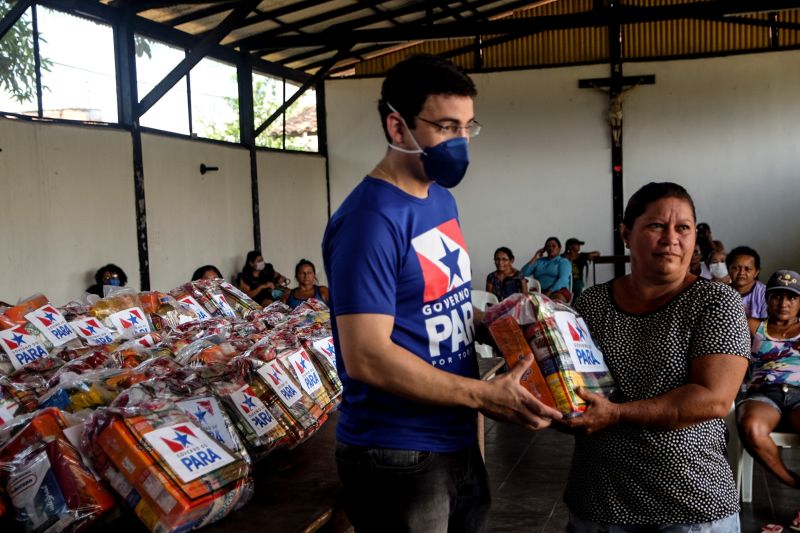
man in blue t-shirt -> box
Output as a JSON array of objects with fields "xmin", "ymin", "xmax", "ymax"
[{"xmin": 322, "ymin": 55, "xmax": 561, "ymax": 532}]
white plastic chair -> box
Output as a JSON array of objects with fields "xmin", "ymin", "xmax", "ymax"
[
  {"xmin": 739, "ymin": 431, "xmax": 800, "ymax": 502},
  {"xmin": 524, "ymin": 276, "xmax": 541, "ymax": 293},
  {"xmin": 471, "ymin": 290, "xmax": 498, "ymax": 359}
]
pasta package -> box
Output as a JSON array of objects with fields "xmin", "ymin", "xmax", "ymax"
[
  {"xmin": 485, "ymin": 293, "xmax": 614, "ymax": 418},
  {"xmin": 488, "ymin": 316, "xmax": 557, "ymax": 411}
]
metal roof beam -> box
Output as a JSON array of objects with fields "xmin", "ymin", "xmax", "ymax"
[
  {"xmin": 0, "ymin": 0, "xmax": 34, "ymax": 41},
  {"xmin": 700, "ymin": 13, "xmax": 800, "ymax": 32},
  {"xmin": 250, "ymin": 0, "xmax": 799, "ymax": 49},
  {"xmin": 217, "ymin": 0, "xmax": 338, "ymax": 36},
  {"xmin": 250, "ymin": 0, "xmax": 505, "ymax": 56},
  {"xmin": 229, "ymin": 0, "xmax": 390, "ymax": 49},
  {"xmin": 162, "ymin": 3, "xmax": 236, "ymax": 27},
  {"xmin": 137, "ymin": 0, "xmax": 261, "ymax": 117},
  {"xmin": 107, "ymin": 0, "xmax": 239, "ymax": 13},
  {"xmin": 297, "ymin": 0, "xmax": 526, "ymax": 72}
]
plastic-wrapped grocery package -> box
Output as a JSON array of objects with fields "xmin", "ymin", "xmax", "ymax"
[
  {"xmin": 296, "ymin": 323, "xmax": 342, "ymax": 408},
  {"xmin": 111, "ymin": 378, "xmax": 251, "ymax": 467},
  {"xmin": 249, "ymin": 301, "xmax": 293, "ymax": 329},
  {"xmin": 484, "ymin": 293, "xmax": 614, "ymax": 418},
  {"xmin": 0, "ymin": 356, "xmax": 65, "ymax": 414},
  {"xmin": 217, "ymin": 281, "xmax": 262, "ymax": 319},
  {"xmin": 0, "ymin": 408, "xmax": 116, "ymax": 532},
  {"xmin": 249, "ymin": 352, "xmax": 325, "ymax": 446},
  {"xmin": 147, "ymin": 293, "xmax": 199, "ymax": 331},
  {"xmin": 174, "ymin": 337, "xmax": 239, "ymax": 367},
  {"xmin": 91, "ymin": 289, "xmax": 154, "ymax": 341},
  {"xmin": 0, "ymin": 294, "xmax": 81, "ymax": 373},
  {"xmin": 85, "ymin": 403, "xmax": 253, "ymax": 533},
  {"xmin": 191, "ymin": 280, "xmax": 238, "ymax": 320},
  {"xmin": 204, "ymin": 360, "xmax": 290, "ymax": 458}
]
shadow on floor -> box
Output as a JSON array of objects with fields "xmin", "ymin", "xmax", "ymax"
[{"xmin": 483, "ymin": 419, "xmax": 799, "ymax": 533}]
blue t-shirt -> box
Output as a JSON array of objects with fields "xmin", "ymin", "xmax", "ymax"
[
  {"xmin": 322, "ymin": 177, "xmax": 478, "ymax": 452},
  {"xmin": 522, "ymin": 256, "xmax": 571, "ymax": 292}
]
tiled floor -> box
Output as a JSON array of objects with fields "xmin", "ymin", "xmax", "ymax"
[{"xmin": 483, "ymin": 418, "xmax": 800, "ymax": 532}]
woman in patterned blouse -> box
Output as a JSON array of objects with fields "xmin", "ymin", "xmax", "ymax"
[
  {"xmin": 562, "ymin": 182, "xmax": 750, "ymax": 531},
  {"xmin": 737, "ymin": 269, "xmax": 800, "ymax": 489},
  {"xmin": 485, "ymin": 247, "xmax": 528, "ymax": 301}
]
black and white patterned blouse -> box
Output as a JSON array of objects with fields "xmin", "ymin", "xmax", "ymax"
[{"xmin": 565, "ymin": 278, "xmax": 750, "ymax": 524}]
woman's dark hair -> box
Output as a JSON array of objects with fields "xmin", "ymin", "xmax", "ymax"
[
  {"xmin": 726, "ymin": 245, "xmax": 761, "ymax": 271},
  {"xmin": 295, "ymin": 258, "xmax": 316, "ymax": 277},
  {"xmin": 378, "ymin": 54, "xmax": 477, "ymax": 143},
  {"xmin": 192, "ymin": 265, "xmax": 222, "ymax": 281},
  {"xmin": 244, "ymin": 251, "xmax": 261, "ymax": 269},
  {"xmin": 94, "ymin": 264, "xmax": 127, "ymax": 285},
  {"xmin": 622, "ymin": 182, "xmax": 696, "ymax": 229},
  {"xmin": 494, "ymin": 247, "xmax": 514, "ymax": 261},
  {"xmin": 545, "ymin": 236, "xmax": 561, "ymax": 248}
]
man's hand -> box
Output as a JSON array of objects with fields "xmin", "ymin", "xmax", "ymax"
[
  {"xmin": 477, "ymin": 356, "xmax": 563, "ymax": 430},
  {"xmin": 561, "ymin": 387, "xmax": 620, "ymax": 434}
]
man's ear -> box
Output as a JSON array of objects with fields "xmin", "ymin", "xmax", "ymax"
[{"xmin": 386, "ymin": 112, "xmax": 405, "ymax": 145}]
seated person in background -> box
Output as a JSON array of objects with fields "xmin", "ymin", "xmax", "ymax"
[
  {"xmin": 727, "ymin": 245, "xmax": 768, "ymax": 319},
  {"xmin": 706, "ymin": 249, "xmax": 731, "ymax": 284},
  {"xmin": 238, "ymin": 251, "xmax": 289, "ymax": 306},
  {"xmin": 281, "ymin": 259, "xmax": 330, "ymax": 309},
  {"xmin": 485, "ymin": 247, "xmax": 527, "ymax": 301},
  {"xmin": 737, "ymin": 270, "xmax": 800, "ymax": 489},
  {"xmin": 562, "ymin": 237, "xmax": 599, "ymax": 303},
  {"xmin": 521, "ymin": 237, "xmax": 572, "ymax": 303},
  {"xmin": 696, "ymin": 222, "xmax": 717, "ymax": 261},
  {"xmin": 689, "ymin": 243, "xmax": 712, "ymax": 278},
  {"xmin": 86, "ymin": 264, "xmax": 127, "ymax": 297},
  {"xmin": 191, "ymin": 265, "xmax": 223, "ymax": 281}
]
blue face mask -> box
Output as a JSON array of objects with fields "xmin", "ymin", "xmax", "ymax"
[
  {"xmin": 386, "ymin": 103, "xmax": 470, "ymax": 189},
  {"xmin": 106, "ymin": 278, "xmax": 122, "ymax": 286}
]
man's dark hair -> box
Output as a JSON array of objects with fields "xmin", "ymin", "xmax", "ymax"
[
  {"xmin": 378, "ymin": 54, "xmax": 477, "ymax": 142},
  {"xmin": 622, "ymin": 182, "xmax": 696, "ymax": 229},
  {"xmin": 726, "ymin": 245, "xmax": 761, "ymax": 271},
  {"xmin": 94, "ymin": 263, "xmax": 127, "ymax": 285}
]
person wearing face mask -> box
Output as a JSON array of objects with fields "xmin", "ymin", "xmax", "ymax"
[
  {"xmin": 322, "ymin": 54, "xmax": 560, "ymax": 532},
  {"xmin": 706, "ymin": 249, "xmax": 731, "ymax": 284},
  {"xmin": 238, "ymin": 250, "xmax": 288, "ymax": 306},
  {"xmin": 85, "ymin": 263, "xmax": 128, "ymax": 297}
]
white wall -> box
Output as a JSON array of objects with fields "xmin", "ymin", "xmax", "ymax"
[
  {"xmin": 0, "ymin": 119, "xmax": 138, "ymax": 304},
  {"xmin": 625, "ymin": 51, "xmax": 800, "ymax": 278},
  {"xmin": 257, "ymin": 150, "xmax": 329, "ymax": 285},
  {"xmin": 326, "ymin": 50, "xmax": 800, "ymax": 288},
  {"xmin": 142, "ymin": 134, "xmax": 252, "ymax": 289}
]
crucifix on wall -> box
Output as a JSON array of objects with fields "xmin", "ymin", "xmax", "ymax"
[{"xmin": 578, "ymin": 72, "xmax": 655, "ymax": 276}]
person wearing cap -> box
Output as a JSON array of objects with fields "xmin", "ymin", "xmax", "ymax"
[
  {"xmin": 737, "ymin": 269, "xmax": 800, "ymax": 491},
  {"xmin": 562, "ymin": 238, "xmax": 600, "ymax": 303}
]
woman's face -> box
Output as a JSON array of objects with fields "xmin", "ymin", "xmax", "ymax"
[
  {"xmin": 729, "ymin": 255, "xmax": 759, "ymax": 292},
  {"xmin": 494, "ymin": 252, "xmax": 513, "ymax": 274},
  {"xmin": 767, "ymin": 290, "xmax": 800, "ymax": 322},
  {"xmin": 201, "ymin": 270, "xmax": 219, "ymax": 280},
  {"xmin": 296, "ymin": 264, "xmax": 315, "ymax": 286},
  {"xmin": 249, "ymin": 255, "xmax": 264, "ymax": 268},
  {"xmin": 545, "ymin": 239, "xmax": 560, "ymax": 257},
  {"xmin": 709, "ymin": 250, "xmax": 726, "ymax": 265},
  {"xmin": 622, "ymin": 197, "xmax": 695, "ymax": 280}
]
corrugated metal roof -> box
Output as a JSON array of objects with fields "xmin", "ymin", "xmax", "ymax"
[{"xmin": 85, "ymin": 0, "xmax": 800, "ymax": 78}]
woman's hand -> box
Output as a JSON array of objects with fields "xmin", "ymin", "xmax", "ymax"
[{"xmin": 562, "ymin": 387, "xmax": 621, "ymax": 434}]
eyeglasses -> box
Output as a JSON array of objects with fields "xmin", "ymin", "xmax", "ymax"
[{"xmin": 415, "ymin": 116, "xmax": 482, "ymax": 138}]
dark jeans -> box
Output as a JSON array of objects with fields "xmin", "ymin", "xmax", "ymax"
[{"xmin": 335, "ymin": 441, "xmax": 490, "ymax": 533}]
